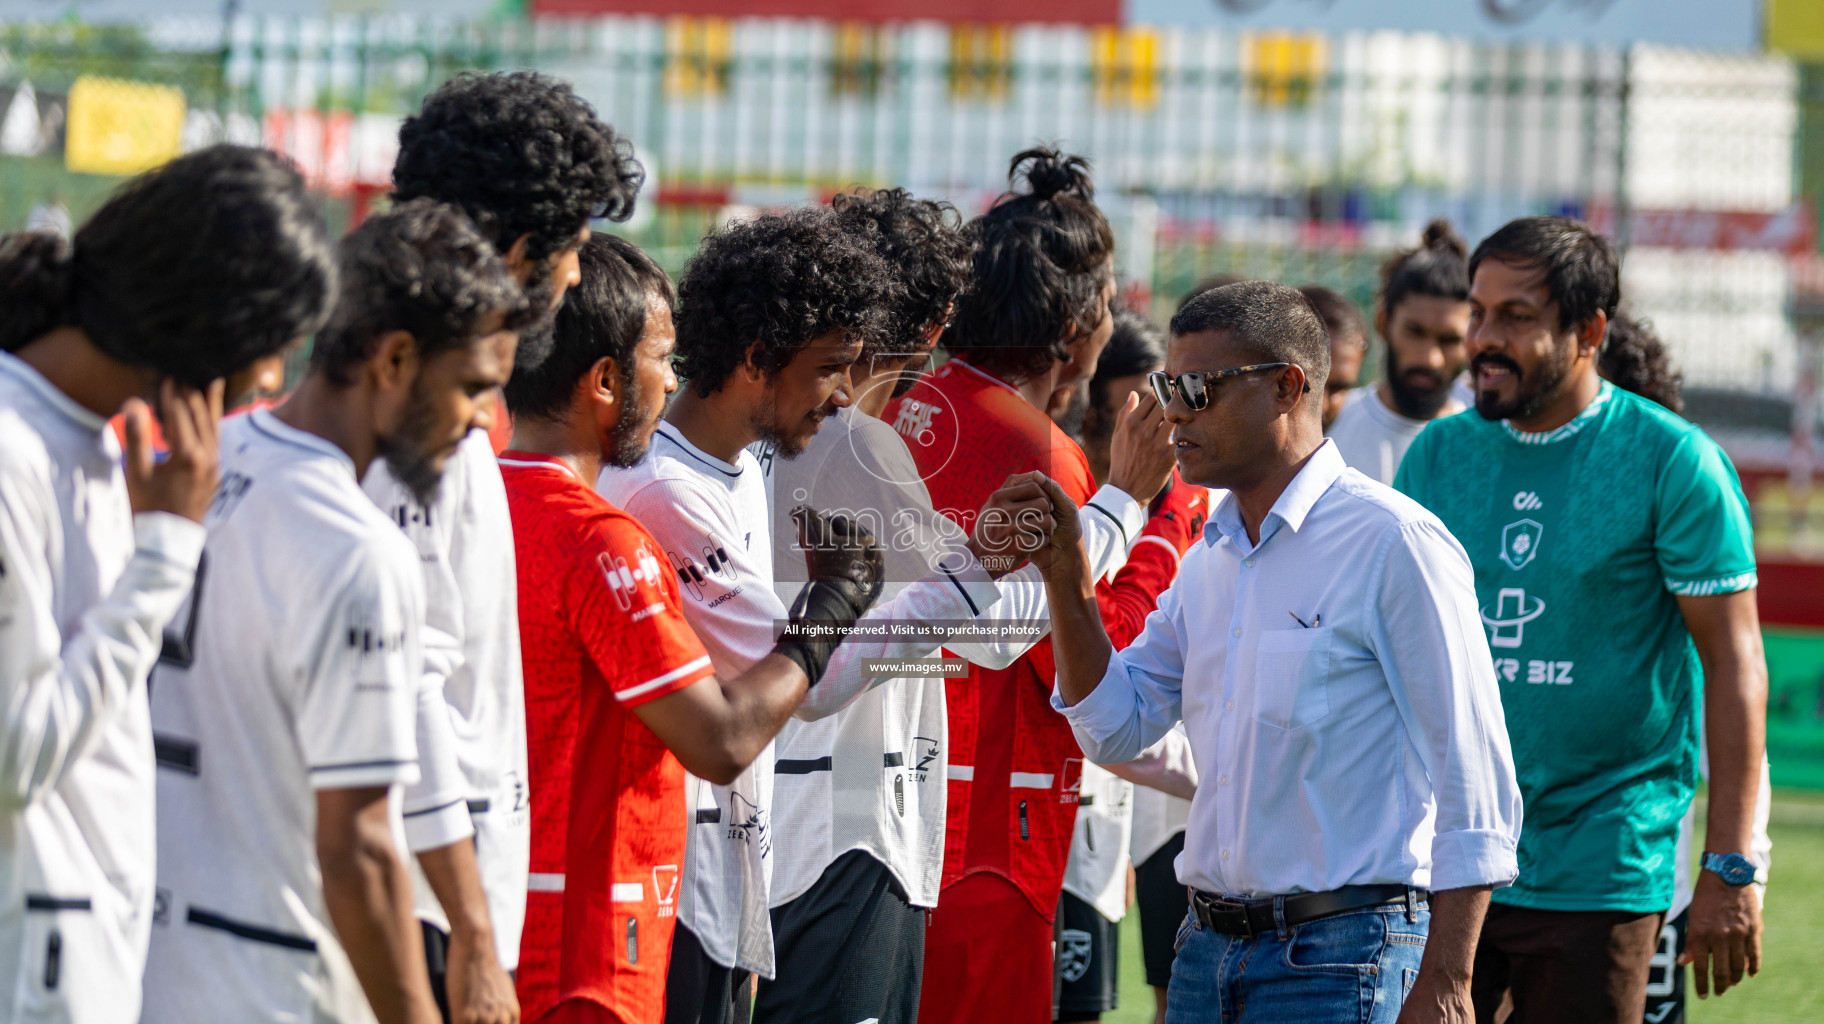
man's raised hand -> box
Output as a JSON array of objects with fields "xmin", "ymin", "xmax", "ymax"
[
  {"xmin": 1022, "ymin": 476, "xmax": 1084, "ymax": 580},
  {"xmin": 966, "ymin": 471, "xmax": 1059, "ymax": 578},
  {"xmin": 1107, "ymin": 390, "xmax": 1175, "ymax": 505},
  {"xmin": 123, "ymin": 377, "xmax": 225, "ymax": 524}
]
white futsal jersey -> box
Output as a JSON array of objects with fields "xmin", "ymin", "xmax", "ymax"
[
  {"xmin": 365, "ymin": 429, "xmax": 530, "ymax": 967},
  {"xmin": 600, "ymin": 420, "xmax": 1008, "ymax": 975},
  {"xmin": 761, "ymin": 406, "xmax": 1144, "ymax": 910},
  {"xmin": 0, "ymin": 353, "xmax": 203, "ymax": 1024},
  {"xmin": 143, "ymin": 410, "xmax": 424, "ymax": 1024},
  {"xmin": 600, "ymin": 423, "xmax": 781, "ymax": 976}
]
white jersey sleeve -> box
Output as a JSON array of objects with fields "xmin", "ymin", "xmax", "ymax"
[
  {"xmin": 298, "ymin": 553, "xmax": 423, "ymax": 792},
  {"xmin": 944, "ymin": 482, "xmax": 1143, "ymax": 669},
  {"xmin": 0, "ymin": 459, "xmax": 202, "ymax": 810},
  {"xmin": 621, "ymin": 476, "xmax": 785, "ymax": 672}
]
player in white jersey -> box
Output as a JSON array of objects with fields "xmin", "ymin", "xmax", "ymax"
[
  {"xmin": 599, "ymin": 207, "xmax": 1060, "ymax": 1024},
  {"xmin": 0, "ymin": 145, "xmax": 336, "ymax": 1024},
  {"xmin": 755, "ymin": 190, "xmax": 1163, "ymax": 1024},
  {"xmin": 142, "ymin": 201, "xmax": 525, "ymax": 1024},
  {"xmin": 1325, "ymin": 220, "xmax": 1472, "ymax": 484},
  {"xmin": 376, "ymin": 70, "xmax": 649, "ymax": 1019}
]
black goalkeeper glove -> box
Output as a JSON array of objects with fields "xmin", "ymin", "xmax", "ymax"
[{"xmin": 772, "ymin": 505, "xmax": 885, "ymax": 687}]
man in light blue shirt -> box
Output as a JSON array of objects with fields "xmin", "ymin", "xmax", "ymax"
[{"xmin": 1029, "ymin": 281, "xmax": 1524, "ymax": 1024}]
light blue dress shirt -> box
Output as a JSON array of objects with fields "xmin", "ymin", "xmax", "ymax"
[{"xmin": 1054, "ymin": 440, "xmax": 1522, "ymax": 898}]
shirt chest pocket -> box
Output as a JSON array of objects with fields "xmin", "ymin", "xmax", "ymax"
[{"xmin": 1251, "ymin": 627, "xmax": 1333, "ymax": 731}]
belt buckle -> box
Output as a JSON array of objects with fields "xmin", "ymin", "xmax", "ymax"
[{"xmin": 1196, "ymin": 891, "xmax": 1253, "ymax": 937}]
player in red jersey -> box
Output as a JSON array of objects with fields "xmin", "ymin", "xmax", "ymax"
[
  {"xmin": 886, "ymin": 150, "xmax": 1175, "ymax": 1023},
  {"xmin": 498, "ymin": 235, "xmax": 888, "ymax": 1024}
]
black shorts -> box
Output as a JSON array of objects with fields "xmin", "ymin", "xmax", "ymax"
[
  {"xmin": 753, "ymin": 850, "xmax": 926, "ymax": 1024},
  {"xmin": 1054, "ymin": 892, "xmax": 1119, "ymax": 1019},
  {"xmin": 1642, "ymin": 909, "xmax": 1688, "ymax": 1024},
  {"xmin": 665, "ymin": 923, "xmax": 751, "ymax": 1024},
  {"xmin": 422, "ymin": 921, "xmax": 453, "ymax": 1024},
  {"xmin": 1133, "ymin": 832, "xmax": 1188, "ymax": 990}
]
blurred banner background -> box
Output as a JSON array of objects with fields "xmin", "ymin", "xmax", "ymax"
[{"xmin": 5, "ymin": 0, "xmax": 1824, "ymax": 794}]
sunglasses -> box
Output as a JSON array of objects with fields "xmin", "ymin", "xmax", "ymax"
[{"xmin": 1148, "ymin": 363, "xmax": 1301, "ymax": 411}]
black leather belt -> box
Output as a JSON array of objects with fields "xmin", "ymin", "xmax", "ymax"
[{"xmin": 1189, "ymin": 884, "xmax": 1427, "ymax": 937}]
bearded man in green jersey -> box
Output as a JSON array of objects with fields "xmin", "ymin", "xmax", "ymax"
[{"xmin": 1394, "ymin": 216, "xmax": 1767, "ymax": 1024}]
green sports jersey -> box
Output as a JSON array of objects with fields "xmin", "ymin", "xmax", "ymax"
[{"xmin": 1394, "ymin": 382, "xmax": 1756, "ymax": 913}]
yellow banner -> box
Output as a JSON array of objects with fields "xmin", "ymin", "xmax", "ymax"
[
  {"xmin": 65, "ymin": 75, "xmax": 186, "ymax": 176},
  {"xmin": 1767, "ymin": 0, "xmax": 1824, "ymax": 58}
]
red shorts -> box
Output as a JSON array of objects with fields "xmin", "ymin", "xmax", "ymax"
[
  {"xmin": 918, "ymin": 873, "xmax": 1053, "ymax": 1024},
  {"xmin": 532, "ymin": 997, "xmax": 632, "ymax": 1024}
]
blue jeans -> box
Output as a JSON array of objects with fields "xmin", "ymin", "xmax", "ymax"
[{"xmin": 1165, "ymin": 901, "xmax": 1430, "ymax": 1024}]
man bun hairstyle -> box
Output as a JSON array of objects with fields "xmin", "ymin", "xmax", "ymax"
[
  {"xmin": 393, "ymin": 71, "xmax": 645, "ymax": 261},
  {"xmin": 1468, "ymin": 215, "xmax": 1619, "ymax": 333},
  {"xmin": 944, "ymin": 146, "xmax": 1116, "ymax": 381},
  {"xmin": 309, "ymin": 198, "xmax": 531, "ymax": 386},
  {"xmin": 1378, "ymin": 219, "xmax": 1469, "ymax": 321},
  {"xmin": 674, "ymin": 205, "xmax": 893, "ymax": 397},
  {"xmin": 831, "ymin": 187, "xmax": 972, "ymax": 356},
  {"xmin": 0, "ymin": 145, "xmax": 336, "ymax": 387},
  {"xmin": 506, "ymin": 234, "xmax": 673, "ymax": 421},
  {"xmin": 1169, "ymin": 280, "xmax": 1330, "ymax": 400}
]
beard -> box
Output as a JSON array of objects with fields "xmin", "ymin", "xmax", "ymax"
[
  {"xmin": 1472, "ymin": 343, "xmax": 1575, "ymax": 423},
  {"xmin": 508, "ymin": 260, "xmax": 565, "ymax": 372},
  {"xmin": 376, "ymin": 380, "xmax": 451, "ymax": 506},
  {"xmin": 890, "ymin": 351, "xmax": 935, "ymax": 399},
  {"xmin": 1384, "ymin": 343, "xmax": 1459, "ymax": 420},
  {"xmin": 604, "ymin": 372, "xmax": 653, "ymax": 469},
  {"xmin": 1051, "ymin": 383, "xmax": 1091, "ymax": 442},
  {"xmin": 753, "ymin": 400, "xmax": 837, "ymax": 461}
]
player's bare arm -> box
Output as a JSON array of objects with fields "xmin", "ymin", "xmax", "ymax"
[
  {"xmin": 1676, "ymin": 588, "xmax": 1768, "ymax": 998},
  {"xmin": 416, "ymin": 837, "xmax": 519, "ymax": 1024},
  {"xmin": 317, "ymin": 787, "xmax": 443, "ymax": 1024},
  {"xmin": 634, "ymin": 506, "xmax": 885, "ymax": 783}
]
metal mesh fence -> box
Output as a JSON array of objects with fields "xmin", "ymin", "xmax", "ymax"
[{"xmin": 0, "ymin": 14, "xmax": 1812, "ymax": 399}]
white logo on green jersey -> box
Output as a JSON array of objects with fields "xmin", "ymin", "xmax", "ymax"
[
  {"xmin": 1480, "ymin": 586, "xmax": 1546, "ymax": 648},
  {"xmin": 1501, "ymin": 519, "xmax": 1544, "ymax": 571}
]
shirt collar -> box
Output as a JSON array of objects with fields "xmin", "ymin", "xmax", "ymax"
[
  {"xmin": 1500, "ymin": 380, "xmax": 1612, "ymax": 445},
  {"xmin": 248, "ymin": 408, "xmax": 358, "ymax": 478},
  {"xmin": 1206, "ymin": 439, "xmax": 1346, "ymax": 549},
  {"xmin": 656, "ymin": 421, "xmax": 744, "ymax": 478},
  {"xmin": 944, "ymin": 358, "xmax": 1022, "ymax": 397},
  {"xmin": 0, "ymin": 351, "xmax": 111, "ymax": 435},
  {"xmin": 497, "ymin": 450, "xmax": 578, "ymax": 478}
]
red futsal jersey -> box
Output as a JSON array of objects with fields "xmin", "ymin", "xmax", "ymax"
[
  {"xmin": 501, "ymin": 452, "xmax": 716, "ymax": 1024},
  {"xmin": 885, "ymin": 359, "xmax": 1098, "ymax": 920}
]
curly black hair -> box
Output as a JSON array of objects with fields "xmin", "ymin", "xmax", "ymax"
[
  {"xmin": 506, "ymin": 234, "xmax": 673, "ymax": 422},
  {"xmin": 1599, "ymin": 310, "xmax": 1684, "ymax": 414},
  {"xmin": 0, "ymin": 145, "xmax": 335, "ymax": 387},
  {"xmin": 831, "ymin": 187, "xmax": 973, "ymax": 355},
  {"xmin": 309, "ymin": 199, "xmax": 532, "ymax": 386},
  {"xmin": 674, "ymin": 206, "xmax": 893, "ymax": 397},
  {"xmin": 393, "ymin": 71, "xmax": 645, "ymax": 262},
  {"xmin": 944, "ymin": 147, "xmax": 1116, "ymax": 382}
]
